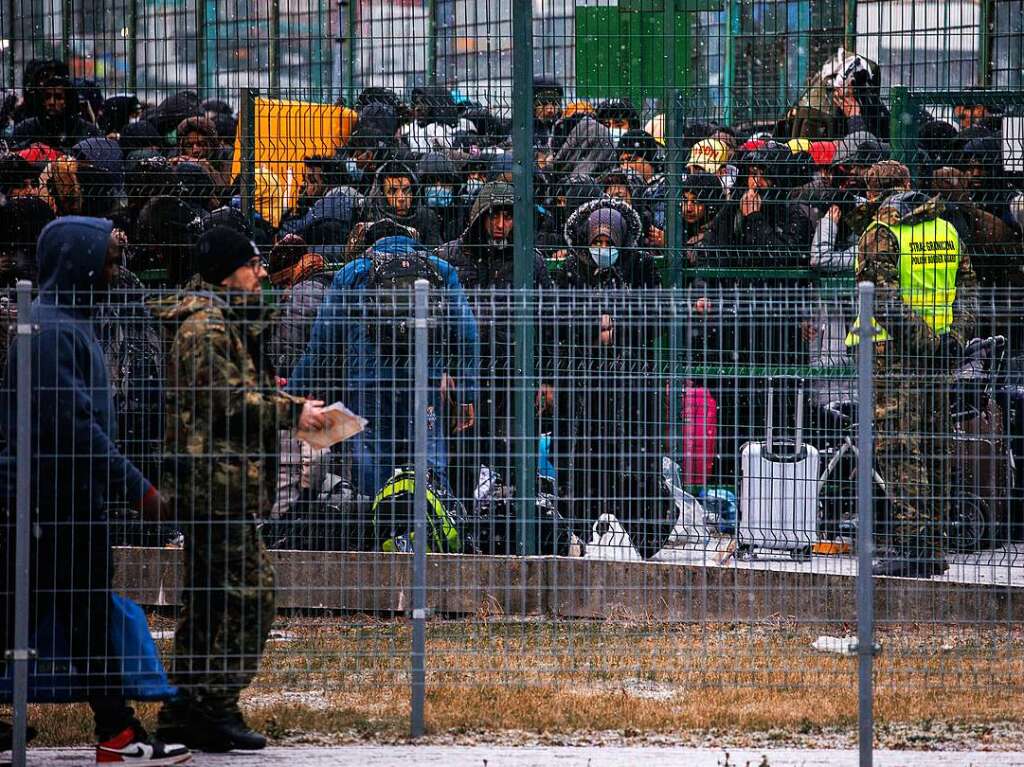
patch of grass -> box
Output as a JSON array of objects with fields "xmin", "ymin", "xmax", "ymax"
[{"xmin": 6, "ymin": 617, "xmax": 1024, "ymax": 747}]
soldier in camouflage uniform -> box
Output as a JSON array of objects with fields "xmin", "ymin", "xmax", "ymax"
[
  {"xmin": 151, "ymin": 226, "xmax": 326, "ymax": 751},
  {"xmin": 851, "ymin": 162, "xmax": 977, "ymax": 578}
]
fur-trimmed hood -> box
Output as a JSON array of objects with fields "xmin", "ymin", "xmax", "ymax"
[{"xmin": 564, "ymin": 196, "xmax": 642, "ymax": 249}]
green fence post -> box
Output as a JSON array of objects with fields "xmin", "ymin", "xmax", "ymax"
[
  {"xmin": 270, "ymin": 0, "xmax": 280, "ymax": 96},
  {"xmin": 426, "ymin": 0, "xmax": 437, "ymax": 86},
  {"xmin": 345, "ymin": 0, "xmax": 356, "ymax": 103},
  {"xmin": 723, "ymin": 0, "xmax": 739, "ymax": 125},
  {"xmin": 977, "ymin": 0, "xmax": 992, "ymax": 87},
  {"xmin": 239, "ymin": 88, "xmax": 257, "ymax": 227},
  {"xmin": 7, "ymin": 0, "xmax": 16, "ymax": 90},
  {"xmin": 61, "ymin": 0, "xmax": 71, "ymax": 64},
  {"xmin": 196, "ymin": 0, "xmax": 217, "ymax": 98},
  {"xmin": 126, "ymin": 0, "xmax": 138, "ymax": 92},
  {"xmin": 664, "ymin": 0, "xmax": 682, "ymax": 288},
  {"xmin": 844, "ymin": 0, "xmax": 857, "ymax": 53},
  {"xmin": 197, "ymin": 0, "xmax": 220, "ymax": 97},
  {"xmin": 511, "ymin": 0, "xmax": 537, "ymax": 557}
]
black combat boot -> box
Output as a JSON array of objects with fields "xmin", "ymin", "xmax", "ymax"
[
  {"xmin": 183, "ymin": 704, "xmax": 266, "ymax": 752},
  {"xmin": 872, "ymin": 527, "xmax": 949, "ymax": 578},
  {"xmin": 216, "ymin": 709, "xmax": 267, "ymax": 751}
]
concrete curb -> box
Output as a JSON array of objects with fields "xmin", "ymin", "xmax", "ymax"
[{"xmin": 113, "ymin": 547, "xmax": 1023, "ymax": 623}]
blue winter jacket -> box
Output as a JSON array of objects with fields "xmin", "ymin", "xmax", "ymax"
[
  {"xmin": 287, "ymin": 236, "xmax": 479, "ymax": 405},
  {"xmin": 2, "ymin": 216, "xmax": 150, "ymax": 519}
]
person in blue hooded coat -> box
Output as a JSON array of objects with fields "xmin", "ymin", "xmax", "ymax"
[
  {"xmin": 287, "ymin": 233, "xmax": 479, "ymax": 498},
  {"xmin": 0, "ymin": 216, "xmax": 189, "ymax": 763}
]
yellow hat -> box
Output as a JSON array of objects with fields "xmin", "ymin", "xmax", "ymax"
[
  {"xmin": 688, "ymin": 138, "xmax": 730, "ymax": 173},
  {"xmin": 786, "ymin": 138, "xmax": 812, "ymax": 154}
]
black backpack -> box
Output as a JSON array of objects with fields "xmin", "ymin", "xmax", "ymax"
[{"xmin": 363, "ymin": 249, "xmax": 447, "ymax": 358}]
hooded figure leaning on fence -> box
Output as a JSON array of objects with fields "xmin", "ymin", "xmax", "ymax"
[
  {"xmin": 850, "ymin": 162, "xmax": 978, "ymax": 579},
  {"xmin": 150, "ymin": 226, "xmax": 327, "ymax": 753},
  {"xmin": 0, "ymin": 216, "xmax": 190, "ymax": 764}
]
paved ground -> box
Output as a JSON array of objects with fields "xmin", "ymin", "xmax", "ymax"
[{"xmin": 21, "ymin": 745, "xmax": 1024, "ymax": 766}]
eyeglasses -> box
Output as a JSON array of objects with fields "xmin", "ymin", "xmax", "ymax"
[{"xmin": 247, "ymin": 257, "xmax": 265, "ymax": 275}]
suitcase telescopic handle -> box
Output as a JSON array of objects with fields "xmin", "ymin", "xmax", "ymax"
[{"xmin": 765, "ymin": 376, "xmax": 805, "ymax": 456}]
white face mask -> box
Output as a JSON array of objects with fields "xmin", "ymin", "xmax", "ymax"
[{"xmin": 607, "ymin": 127, "xmax": 626, "ymax": 142}]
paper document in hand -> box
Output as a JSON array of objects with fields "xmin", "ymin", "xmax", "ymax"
[{"xmin": 295, "ymin": 402, "xmax": 368, "ymax": 449}]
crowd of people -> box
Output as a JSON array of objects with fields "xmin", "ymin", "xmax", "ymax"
[{"xmin": 2, "ymin": 53, "xmax": 1024, "ymax": 763}]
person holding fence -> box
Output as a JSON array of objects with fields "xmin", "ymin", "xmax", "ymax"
[{"xmin": 151, "ymin": 226, "xmax": 327, "ymax": 752}]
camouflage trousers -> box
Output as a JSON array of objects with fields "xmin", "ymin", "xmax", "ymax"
[
  {"xmin": 874, "ymin": 378, "xmax": 952, "ymax": 557},
  {"xmin": 165, "ymin": 514, "xmax": 276, "ymax": 717}
]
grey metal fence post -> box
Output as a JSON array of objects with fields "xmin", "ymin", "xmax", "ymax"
[
  {"xmin": 856, "ymin": 281, "xmax": 876, "ymax": 767},
  {"xmin": 9, "ymin": 280, "xmax": 33, "ymax": 767},
  {"xmin": 410, "ymin": 279, "xmax": 429, "ymax": 739},
  {"xmin": 511, "ymin": 0, "xmax": 537, "ymax": 557}
]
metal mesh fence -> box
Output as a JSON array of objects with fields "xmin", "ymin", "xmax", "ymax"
[{"xmin": 0, "ymin": 0, "xmax": 1023, "ymax": 763}]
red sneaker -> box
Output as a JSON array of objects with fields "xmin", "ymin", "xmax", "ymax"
[{"xmin": 96, "ymin": 727, "xmax": 191, "ymax": 765}]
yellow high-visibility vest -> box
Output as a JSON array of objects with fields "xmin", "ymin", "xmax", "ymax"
[{"xmin": 845, "ymin": 217, "xmax": 960, "ymax": 346}]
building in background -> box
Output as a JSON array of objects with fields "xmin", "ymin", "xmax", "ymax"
[{"xmin": 0, "ymin": 0, "xmax": 1019, "ymax": 114}]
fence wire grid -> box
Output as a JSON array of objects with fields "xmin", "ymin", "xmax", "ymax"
[{"xmin": 1, "ymin": 0, "xmax": 1024, "ymax": 764}]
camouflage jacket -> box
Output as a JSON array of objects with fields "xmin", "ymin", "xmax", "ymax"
[{"xmin": 150, "ymin": 277, "xmax": 305, "ymax": 517}]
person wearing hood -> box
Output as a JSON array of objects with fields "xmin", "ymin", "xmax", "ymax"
[
  {"xmin": 848, "ymin": 168, "xmax": 978, "ymax": 579},
  {"xmin": 135, "ymin": 194, "xmax": 206, "ymax": 283},
  {"xmin": 435, "ymin": 180, "xmax": 551, "ymax": 504},
  {"xmin": 0, "ymin": 216, "xmax": 190, "ymax": 764},
  {"xmin": 11, "ymin": 70, "xmax": 101, "ymax": 149},
  {"xmin": 438, "ymin": 180, "xmax": 550, "ymax": 290},
  {"xmin": 366, "ymin": 158, "xmax": 442, "ymax": 247},
  {"xmin": 558, "ymin": 196, "xmax": 659, "ymax": 289},
  {"xmin": 119, "ymin": 119, "xmax": 165, "ymax": 157},
  {"xmin": 150, "ymin": 226, "xmax": 326, "ymax": 752},
  {"xmin": 549, "ymin": 200, "xmax": 668, "ymax": 551}
]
